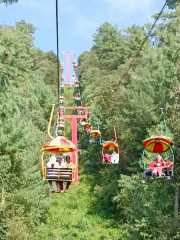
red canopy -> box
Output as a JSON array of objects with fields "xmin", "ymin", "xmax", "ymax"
[
  {"xmin": 143, "ymin": 135, "xmax": 173, "ymax": 153},
  {"xmin": 102, "ymin": 141, "xmax": 118, "ymax": 150},
  {"xmin": 42, "ymin": 136, "xmax": 76, "ymax": 153}
]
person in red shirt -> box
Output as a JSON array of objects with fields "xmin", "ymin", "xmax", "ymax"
[
  {"xmin": 104, "ymin": 154, "xmax": 111, "ymax": 163},
  {"xmin": 162, "ymin": 157, "xmax": 172, "ymax": 179},
  {"xmin": 153, "ymin": 155, "xmax": 166, "ymax": 177},
  {"xmin": 142, "ymin": 159, "xmax": 155, "ymax": 183},
  {"xmin": 166, "ymin": 158, "xmax": 173, "ymax": 170}
]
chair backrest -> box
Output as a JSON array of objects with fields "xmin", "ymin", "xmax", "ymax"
[{"xmin": 43, "ymin": 167, "xmax": 75, "ymax": 181}]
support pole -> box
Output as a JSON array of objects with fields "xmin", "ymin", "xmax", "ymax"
[
  {"xmin": 174, "ymin": 186, "xmax": 179, "ymax": 219},
  {"xmin": 62, "ymin": 51, "xmax": 75, "ymax": 84},
  {"xmin": 72, "ymin": 117, "xmax": 78, "ymax": 183},
  {"xmin": 60, "ymin": 106, "xmax": 90, "ymax": 184}
]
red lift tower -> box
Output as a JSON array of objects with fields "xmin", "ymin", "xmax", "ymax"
[
  {"xmin": 59, "ymin": 106, "xmax": 90, "ymax": 183},
  {"xmin": 62, "ymin": 51, "xmax": 75, "ymax": 84}
]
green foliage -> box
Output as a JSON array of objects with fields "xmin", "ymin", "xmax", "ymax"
[
  {"xmin": 92, "ymin": 22, "xmax": 125, "ymax": 70},
  {"xmin": 0, "ymin": 21, "xmax": 56, "ymax": 239},
  {"xmin": 74, "ymin": 5, "xmax": 180, "ymax": 239},
  {"xmin": 114, "ymin": 174, "xmax": 179, "ymax": 240},
  {"xmin": 1, "ymin": 3, "xmax": 180, "ymax": 239},
  {"xmin": 16, "ymin": 20, "xmax": 37, "ymax": 35},
  {"xmin": 167, "ymin": 0, "xmax": 180, "ymax": 9},
  {"xmin": 0, "ymin": 0, "xmax": 18, "ymax": 4},
  {"xmin": 36, "ymin": 182, "xmax": 129, "ymax": 240}
]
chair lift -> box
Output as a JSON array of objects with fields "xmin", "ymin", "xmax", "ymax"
[
  {"xmin": 101, "ymin": 126, "xmax": 119, "ymax": 164},
  {"xmin": 74, "ymin": 81, "xmax": 79, "ymax": 88},
  {"xmin": 77, "ymin": 109, "xmax": 84, "ymax": 115},
  {"xmin": 41, "ymin": 137, "xmax": 77, "ymax": 183},
  {"xmin": 75, "ymin": 90, "xmax": 82, "ymax": 107},
  {"xmin": 56, "ymin": 116, "xmax": 65, "ymax": 136},
  {"xmin": 59, "ymin": 96, "xmax": 64, "ymax": 105},
  {"xmin": 60, "ymin": 85, "xmax": 64, "ymax": 93},
  {"xmin": 61, "ymin": 74, "xmax": 64, "ymax": 81},
  {"xmin": 42, "ymin": 104, "xmax": 77, "ymax": 184},
  {"xmin": 83, "ymin": 122, "xmax": 91, "ymax": 135},
  {"xmin": 142, "ymin": 108, "xmax": 174, "ymax": 179},
  {"xmin": 75, "ymin": 93, "xmax": 81, "ymax": 101},
  {"xmin": 60, "ymin": 62, "xmax": 64, "ymax": 71},
  {"xmin": 72, "ymin": 61, "xmax": 77, "ymax": 69},
  {"xmin": 89, "ymin": 121, "xmax": 102, "ymax": 145}
]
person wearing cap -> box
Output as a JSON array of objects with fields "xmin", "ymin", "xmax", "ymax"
[{"xmin": 47, "ymin": 156, "xmax": 60, "ymax": 193}]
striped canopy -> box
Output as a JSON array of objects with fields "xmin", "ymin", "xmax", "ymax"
[
  {"xmin": 143, "ymin": 135, "xmax": 173, "ymax": 153},
  {"xmin": 102, "ymin": 141, "xmax": 118, "ymax": 150},
  {"xmin": 83, "ymin": 123, "xmax": 91, "ymax": 128},
  {"xmin": 42, "ymin": 136, "xmax": 76, "ymax": 153},
  {"xmin": 90, "ymin": 130, "xmax": 101, "ymax": 137}
]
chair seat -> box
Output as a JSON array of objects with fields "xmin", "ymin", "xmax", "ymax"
[{"xmin": 44, "ymin": 167, "xmax": 74, "ymax": 181}]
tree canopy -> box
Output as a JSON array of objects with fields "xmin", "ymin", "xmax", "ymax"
[
  {"xmin": 1, "ymin": 2, "xmax": 180, "ymax": 240},
  {"xmin": 0, "ymin": 0, "xmax": 18, "ymax": 4}
]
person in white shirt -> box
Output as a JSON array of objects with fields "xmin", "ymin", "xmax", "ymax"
[
  {"xmin": 111, "ymin": 151, "xmax": 119, "ymax": 164},
  {"xmin": 58, "ymin": 156, "xmax": 67, "ymax": 168},
  {"xmin": 47, "ymin": 156, "xmax": 60, "ymax": 193}
]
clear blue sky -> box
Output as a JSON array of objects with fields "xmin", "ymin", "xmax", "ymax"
[{"xmin": 0, "ymin": 0, "xmax": 166, "ymax": 61}]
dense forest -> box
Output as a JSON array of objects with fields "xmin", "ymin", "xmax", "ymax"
[{"xmin": 1, "ymin": 1, "xmax": 180, "ymax": 240}]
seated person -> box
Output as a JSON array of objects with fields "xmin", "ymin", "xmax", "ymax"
[
  {"xmin": 142, "ymin": 160, "xmax": 155, "ymax": 183},
  {"xmin": 83, "ymin": 127, "xmax": 91, "ymax": 135},
  {"xmin": 86, "ymin": 128, "xmax": 91, "ymax": 134},
  {"xmin": 81, "ymin": 119, "xmax": 86, "ymax": 126},
  {"xmin": 47, "ymin": 156, "xmax": 60, "ymax": 193},
  {"xmin": 47, "ymin": 156, "xmax": 59, "ymax": 168},
  {"xmin": 111, "ymin": 151, "xmax": 119, "ymax": 164},
  {"xmin": 153, "ymin": 155, "xmax": 164, "ymax": 177},
  {"xmin": 104, "ymin": 154, "xmax": 111, "ymax": 163},
  {"xmin": 59, "ymin": 156, "xmax": 76, "ymax": 193},
  {"xmin": 78, "ymin": 110, "xmax": 83, "ymax": 115},
  {"xmin": 166, "ymin": 158, "xmax": 173, "ymax": 171},
  {"xmin": 58, "ymin": 156, "xmax": 67, "ymax": 168},
  {"xmin": 57, "ymin": 122, "xmax": 64, "ymax": 128},
  {"xmin": 75, "ymin": 96, "xmax": 81, "ymax": 101},
  {"xmin": 162, "ymin": 157, "xmax": 172, "ymax": 179},
  {"xmin": 75, "ymin": 93, "xmax": 81, "ymax": 101}
]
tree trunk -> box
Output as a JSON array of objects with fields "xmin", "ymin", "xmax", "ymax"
[{"xmin": 174, "ymin": 186, "xmax": 179, "ymax": 219}]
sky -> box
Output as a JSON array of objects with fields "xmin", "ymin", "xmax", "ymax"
[{"xmin": 0, "ymin": 0, "xmax": 167, "ymax": 64}]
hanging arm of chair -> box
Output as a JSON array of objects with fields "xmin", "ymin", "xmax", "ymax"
[
  {"xmin": 96, "ymin": 121, "xmax": 99, "ymax": 131},
  {"xmin": 113, "ymin": 126, "xmax": 117, "ymax": 142},
  {"xmin": 170, "ymin": 147, "xmax": 174, "ymax": 176},
  {"xmin": 101, "ymin": 148, "xmax": 105, "ymax": 163},
  {"xmin": 142, "ymin": 149, "xmax": 146, "ymax": 170},
  {"xmin": 159, "ymin": 108, "xmax": 168, "ymax": 136},
  {"xmin": 47, "ymin": 104, "xmax": 56, "ymax": 139},
  {"xmin": 41, "ymin": 151, "xmax": 45, "ymax": 180}
]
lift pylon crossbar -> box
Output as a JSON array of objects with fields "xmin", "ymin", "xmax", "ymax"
[{"xmin": 59, "ymin": 106, "xmax": 90, "ymax": 183}]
